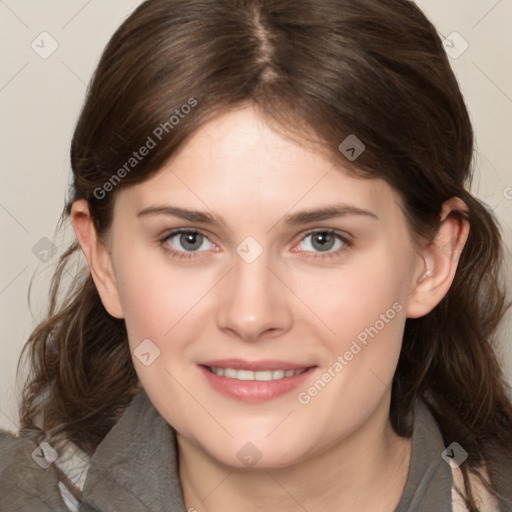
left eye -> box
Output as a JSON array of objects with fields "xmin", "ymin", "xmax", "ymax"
[
  {"xmin": 296, "ymin": 230, "xmax": 347, "ymax": 253},
  {"xmin": 164, "ymin": 230, "xmax": 215, "ymax": 253}
]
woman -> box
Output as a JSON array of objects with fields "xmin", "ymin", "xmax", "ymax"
[{"xmin": 1, "ymin": 0, "xmax": 511, "ymax": 511}]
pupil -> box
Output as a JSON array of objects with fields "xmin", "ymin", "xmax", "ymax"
[
  {"xmin": 181, "ymin": 233, "xmax": 202, "ymax": 251},
  {"xmin": 312, "ymin": 232, "xmax": 334, "ymax": 252}
]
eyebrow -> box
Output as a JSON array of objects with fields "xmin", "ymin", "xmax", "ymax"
[
  {"xmin": 282, "ymin": 205, "xmax": 378, "ymax": 224},
  {"xmin": 136, "ymin": 203, "xmax": 378, "ymax": 226}
]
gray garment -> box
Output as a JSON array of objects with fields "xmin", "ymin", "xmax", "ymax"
[
  {"xmin": 1, "ymin": 387, "xmax": 510, "ymax": 511},
  {"xmin": 393, "ymin": 402, "xmax": 452, "ymax": 512}
]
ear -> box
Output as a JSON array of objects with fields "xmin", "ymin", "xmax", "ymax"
[
  {"xmin": 406, "ymin": 197, "xmax": 470, "ymax": 318},
  {"xmin": 70, "ymin": 200, "xmax": 124, "ymax": 319}
]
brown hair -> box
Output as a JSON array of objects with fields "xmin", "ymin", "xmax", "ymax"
[{"xmin": 17, "ymin": 0, "xmax": 512, "ymax": 509}]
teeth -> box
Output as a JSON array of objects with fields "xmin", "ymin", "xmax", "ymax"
[{"xmin": 209, "ymin": 367, "xmax": 307, "ymax": 381}]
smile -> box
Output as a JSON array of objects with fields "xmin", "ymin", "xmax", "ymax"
[
  {"xmin": 207, "ymin": 366, "xmax": 307, "ymax": 381},
  {"xmin": 199, "ymin": 360, "xmax": 316, "ymax": 402}
]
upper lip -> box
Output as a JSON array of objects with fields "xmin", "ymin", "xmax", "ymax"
[{"xmin": 200, "ymin": 359, "xmax": 314, "ymax": 371}]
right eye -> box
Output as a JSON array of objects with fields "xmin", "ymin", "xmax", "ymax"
[{"xmin": 161, "ymin": 229, "xmax": 217, "ymax": 259}]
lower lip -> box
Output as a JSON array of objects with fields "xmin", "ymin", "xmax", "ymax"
[{"xmin": 199, "ymin": 365, "xmax": 315, "ymax": 403}]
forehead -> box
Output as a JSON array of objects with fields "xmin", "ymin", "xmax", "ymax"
[{"xmin": 114, "ymin": 105, "xmax": 404, "ymax": 226}]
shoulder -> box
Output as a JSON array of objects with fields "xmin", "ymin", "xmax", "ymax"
[
  {"xmin": 451, "ymin": 466, "xmax": 495, "ymax": 512},
  {"xmin": 0, "ymin": 429, "xmax": 70, "ymax": 511},
  {"xmin": 0, "ymin": 429, "xmax": 37, "ymax": 472},
  {"xmin": 451, "ymin": 456, "xmax": 512, "ymax": 512}
]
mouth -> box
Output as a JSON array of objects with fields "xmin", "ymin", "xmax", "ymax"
[
  {"xmin": 198, "ymin": 359, "xmax": 316, "ymax": 402},
  {"xmin": 204, "ymin": 366, "xmax": 308, "ymax": 381}
]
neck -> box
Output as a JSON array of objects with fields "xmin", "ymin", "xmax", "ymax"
[{"xmin": 177, "ymin": 398, "xmax": 412, "ymax": 512}]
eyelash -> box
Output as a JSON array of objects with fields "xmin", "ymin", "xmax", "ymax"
[{"xmin": 160, "ymin": 228, "xmax": 353, "ymax": 261}]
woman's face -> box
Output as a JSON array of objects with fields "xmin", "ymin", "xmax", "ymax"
[{"xmin": 107, "ymin": 105, "xmax": 423, "ymax": 468}]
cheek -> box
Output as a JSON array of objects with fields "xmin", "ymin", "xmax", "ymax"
[
  {"xmin": 113, "ymin": 248, "xmax": 211, "ymax": 350},
  {"xmin": 296, "ymin": 243, "xmax": 410, "ymax": 346},
  {"xmin": 291, "ymin": 277, "xmax": 407, "ymax": 442},
  {"xmin": 291, "ymin": 241, "xmax": 412, "ymax": 412}
]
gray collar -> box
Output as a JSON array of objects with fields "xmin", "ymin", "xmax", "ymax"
[
  {"xmin": 80, "ymin": 386, "xmax": 187, "ymax": 512},
  {"xmin": 80, "ymin": 388, "xmax": 453, "ymax": 512},
  {"xmin": 393, "ymin": 400, "xmax": 453, "ymax": 511}
]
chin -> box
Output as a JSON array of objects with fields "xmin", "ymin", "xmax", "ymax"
[{"xmin": 195, "ymin": 434, "xmax": 310, "ymax": 471}]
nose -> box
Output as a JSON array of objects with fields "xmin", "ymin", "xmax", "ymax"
[{"xmin": 215, "ymin": 251, "xmax": 293, "ymax": 342}]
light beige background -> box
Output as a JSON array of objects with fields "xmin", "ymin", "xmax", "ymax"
[{"xmin": 1, "ymin": 0, "xmax": 511, "ymax": 432}]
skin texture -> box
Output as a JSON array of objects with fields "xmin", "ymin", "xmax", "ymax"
[{"xmin": 72, "ymin": 104, "xmax": 469, "ymax": 511}]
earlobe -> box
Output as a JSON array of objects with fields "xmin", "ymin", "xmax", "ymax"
[
  {"xmin": 70, "ymin": 200, "xmax": 124, "ymax": 319},
  {"xmin": 406, "ymin": 197, "xmax": 470, "ymax": 319}
]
